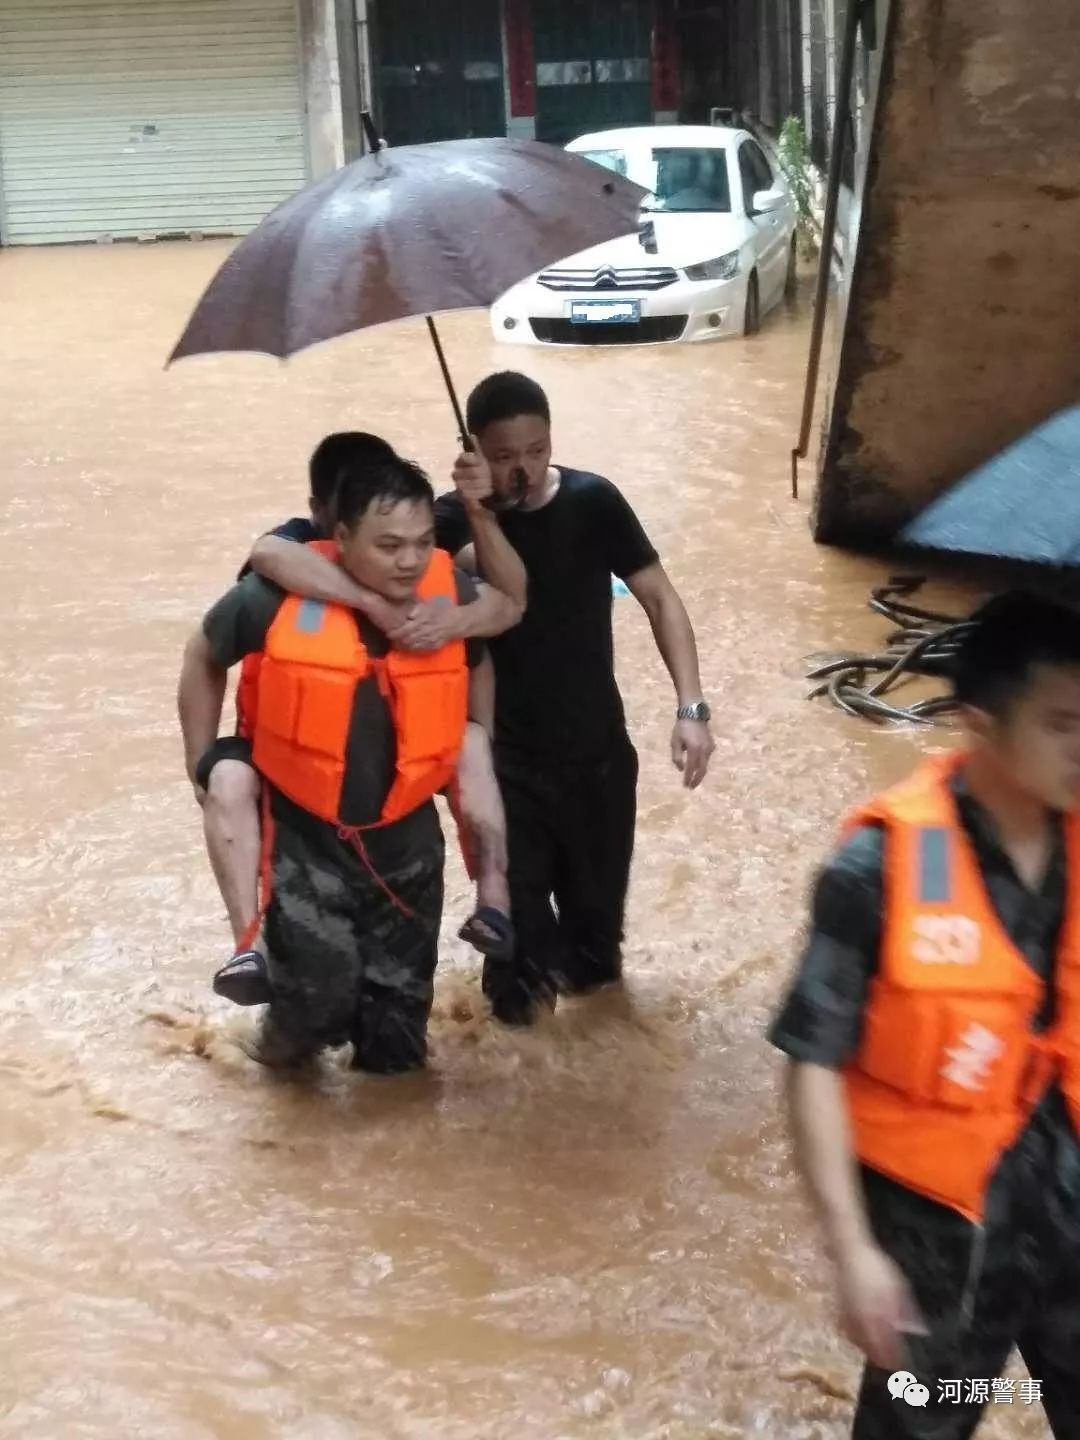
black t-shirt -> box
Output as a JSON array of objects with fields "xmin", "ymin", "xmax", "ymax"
[{"xmin": 434, "ymin": 468, "xmax": 658, "ymax": 762}]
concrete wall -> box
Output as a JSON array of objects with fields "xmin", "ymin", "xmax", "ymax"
[
  {"xmin": 299, "ymin": 0, "xmax": 347, "ymax": 177},
  {"xmin": 814, "ymin": 0, "xmax": 1080, "ymax": 547}
]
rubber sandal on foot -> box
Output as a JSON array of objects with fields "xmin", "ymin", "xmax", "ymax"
[
  {"xmin": 213, "ymin": 950, "xmax": 272, "ymax": 1007},
  {"xmin": 458, "ymin": 906, "xmax": 515, "ymax": 961}
]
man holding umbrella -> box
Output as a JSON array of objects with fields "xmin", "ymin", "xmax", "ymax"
[{"xmin": 437, "ymin": 372, "xmax": 715, "ymax": 1025}]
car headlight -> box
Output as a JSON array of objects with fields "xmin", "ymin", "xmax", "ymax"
[{"xmin": 684, "ymin": 251, "xmax": 740, "ymax": 282}]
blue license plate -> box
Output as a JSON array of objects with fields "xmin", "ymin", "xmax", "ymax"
[{"xmin": 568, "ymin": 298, "xmax": 641, "ymax": 324}]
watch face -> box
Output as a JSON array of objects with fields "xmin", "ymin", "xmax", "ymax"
[{"xmin": 681, "ymin": 702, "xmax": 710, "ymax": 722}]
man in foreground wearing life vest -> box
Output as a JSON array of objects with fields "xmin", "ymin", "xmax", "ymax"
[
  {"xmin": 769, "ymin": 592, "xmax": 1080, "ymax": 1437},
  {"xmin": 195, "ymin": 430, "xmax": 525, "ymax": 1008},
  {"xmin": 178, "ymin": 454, "xmax": 491, "ymax": 1073}
]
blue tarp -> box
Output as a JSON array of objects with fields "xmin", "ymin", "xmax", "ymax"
[{"xmin": 901, "ymin": 406, "xmax": 1080, "ymax": 566}]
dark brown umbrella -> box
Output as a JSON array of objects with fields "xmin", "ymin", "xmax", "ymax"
[{"xmin": 168, "ymin": 133, "xmax": 647, "ymax": 436}]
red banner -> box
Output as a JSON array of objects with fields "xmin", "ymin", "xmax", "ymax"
[
  {"xmin": 651, "ymin": 0, "xmax": 679, "ymax": 113},
  {"xmin": 504, "ymin": 0, "xmax": 536, "ymax": 119}
]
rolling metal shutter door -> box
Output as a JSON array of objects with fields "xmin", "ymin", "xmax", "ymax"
[{"xmin": 0, "ymin": 0, "xmax": 308, "ymax": 245}]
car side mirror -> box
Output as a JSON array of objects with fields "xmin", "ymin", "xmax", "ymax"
[{"xmin": 752, "ymin": 188, "xmax": 785, "ymax": 216}]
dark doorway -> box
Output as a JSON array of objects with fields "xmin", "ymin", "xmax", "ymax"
[
  {"xmin": 674, "ymin": 2, "xmax": 736, "ymax": 125},
  {"xmin": 372, "ymin": 0, "xmax": 506, "ymax": 145},
  {"xmin": 534, "ymin": 0, "xmax": 655, "ymax": 145}
]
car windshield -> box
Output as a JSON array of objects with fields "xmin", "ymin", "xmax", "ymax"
[
  {"xmin": 577, "ymin": 142, "xmax": 733, "ymax": 214},
  {"xmin": 643, "ymin": 148, "xmax": 731, "ymax": 212}
]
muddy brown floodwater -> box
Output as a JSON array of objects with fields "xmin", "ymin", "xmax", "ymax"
[{"xmin": 0, "ymin": 243, "xmax": 1043, "ymax": 1440}]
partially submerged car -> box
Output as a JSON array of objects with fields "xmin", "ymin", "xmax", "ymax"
[{"xmin": 492, "ymin": 124, "xmax": 798, "ymax": 347}]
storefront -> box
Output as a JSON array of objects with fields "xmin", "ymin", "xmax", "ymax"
[
  {"xmin": 369, "ymin": 0, "xmax": 679, "ymax": 147},
  {"xmin": 0, "ymin": 0, "xmax": 310, "ymax": 245}
]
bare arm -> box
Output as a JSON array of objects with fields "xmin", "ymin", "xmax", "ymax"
[
  {"xmin": 467, "ymin": 651, "xmax": 496, "ymax": 735},
  {"xmin": 465, "ymin": 509, "xmax": 527, "ymax": 612},
  {"xmin": 625, "ymin": 561, "xmax": 715, "ymax": 788},
  {"xmin": 787, "ymin": 1061, "xmax": 874, "ymax": 1258},
  {"xmin": 177, "ymin": 629, "xmax": 228, "ymax": 789},
  {"xmin": 248, "ymin": 536, "xmax": 402, "ymax": 630},
  {"xmin": 450, "ymin": 441, "xmax": 528, "ymax": 612},
  {"xmin": 786, "ymin": 1061, "xmax": 926, "ymax": 1368},
  {"xmin": 626, "ymin": 561, "xmax": 705, "ymax": 705},
  {"xmin": 457, "ymin": 579, "xmax": 523, "ymax": 640}
]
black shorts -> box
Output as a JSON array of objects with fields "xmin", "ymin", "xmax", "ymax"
[{"xmin": 195, "ymin": 736, "xmax": 255, "ymax": 792}]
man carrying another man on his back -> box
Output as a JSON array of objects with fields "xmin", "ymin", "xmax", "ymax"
[
  {"xmin": 187, "ymin": 430, "xmax": 525, "ymax": 1009},
  {"xmin": 178, "ymin": 451, "xmax": 516, "ymax": 1072}
]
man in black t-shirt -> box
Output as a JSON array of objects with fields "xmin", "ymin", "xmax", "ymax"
[{"xmin": 435, "ymin": 372, "xmax": 715, "ymax": 1025}]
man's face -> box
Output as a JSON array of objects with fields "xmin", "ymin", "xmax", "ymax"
[
  {"xmin": 968, "ymin": 663, "xmax": 1080, "ymax": 811},
  {"xmin": 335, "ymin": 499, "xmax": 434, "ymax": 602},
  {"xmin": 477, "ymin": 415, "xmax": 552, "ymax": 509}
]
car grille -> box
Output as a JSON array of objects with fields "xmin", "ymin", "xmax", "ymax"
[
  {"xmin": 538, "ymin": 265, "xmax": 678, "ymax": 293},
  {"xmin": 529, "ymin": 316, "xmax": 688, "ymax": 346}
]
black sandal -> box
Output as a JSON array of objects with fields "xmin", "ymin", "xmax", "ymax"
[
  {"xmin": 458, "ymin": 907, "xmax": 515, "ymax": 961},
  {"xmin": 213, "ymin": 950, "xmax": 272, "ymax": 1007}
]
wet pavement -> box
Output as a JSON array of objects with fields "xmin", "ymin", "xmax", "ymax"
[{"xmin": 0, "ymin": 241, "xmax": 1041, "ymax": 1438}]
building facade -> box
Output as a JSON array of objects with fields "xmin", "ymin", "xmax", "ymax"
[
  {"xmin": 362, "ymin": 0, "xmax": 856, "ymax": 162},
  {"xmin": 0, "ymin": 0, "xmax": 345, "ymax": 245},
  {"xmin": 0, "ymin": 0, "xmax": 853, "ymax": 246}
]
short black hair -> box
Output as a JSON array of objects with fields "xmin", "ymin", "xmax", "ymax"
[
  {"xmin": 336, "ymin": 455, "xmax": 434, "ymax": 532},
  {"xmin": 952, "ymin": 590, "xmax": 1080, "ymax": 714},
  {"xmin": 466, "ymin": 371, "xmax": 551, "ymax": 436},
  {"xmin": 309, "ymin": 431, "xmax": 396, "ymax": 508}
]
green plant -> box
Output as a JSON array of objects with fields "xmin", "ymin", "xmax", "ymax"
[{"xmin": 777, "ymin": 115, "xmax": 818, "ymax": 258}]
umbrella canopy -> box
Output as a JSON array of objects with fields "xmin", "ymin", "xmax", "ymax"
[
  {"xmin": 901, "ymin": 406, "xmax": 1080, "ymax": 566},
  {"xmin": 169, "ymin": 137, "xmax": 647, "ymax": 363}
]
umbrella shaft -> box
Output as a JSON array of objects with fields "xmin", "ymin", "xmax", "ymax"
[{"xmin": 426, "ymin": 316, "xmax": 470, "ymax": 450}]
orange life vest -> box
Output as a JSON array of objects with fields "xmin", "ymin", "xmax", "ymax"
[
  {"xmin": 236, "ymin": 653, "xmax": 261, "ymax": 738},
  {"xmin": 251, "ymin": 544, "xmax": 468, "ymax": 828},
  {"xmin": 842, "ymin": 751, "xmax": 1080, "ymax": 1223}
]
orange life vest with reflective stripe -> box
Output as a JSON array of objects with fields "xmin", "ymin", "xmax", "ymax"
[
  {"xmin": 251, "ymin": 544, "xmax": 468, "ymax": 827},
  {"xmin": 842, "ymin": 751, "xmax": 1080, "ymax": 1223}
]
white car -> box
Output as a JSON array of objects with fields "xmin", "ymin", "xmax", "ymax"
[{"xmin": 492, "ymin": 124, "xmax": 798, "ymax": 347}]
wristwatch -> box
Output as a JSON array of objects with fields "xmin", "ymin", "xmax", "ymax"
[{"xmin": 677, "ymin": 700, "xmax": 711, "ymax": 723}]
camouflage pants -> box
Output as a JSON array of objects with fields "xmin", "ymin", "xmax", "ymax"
[
  {"xmin": 261, "ymin": 815, "xmax": 444, "ymax": 1074},
  {"xmin": 852, "ymin": 1104, "xmax": 1080, "ymax": 1438}
]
